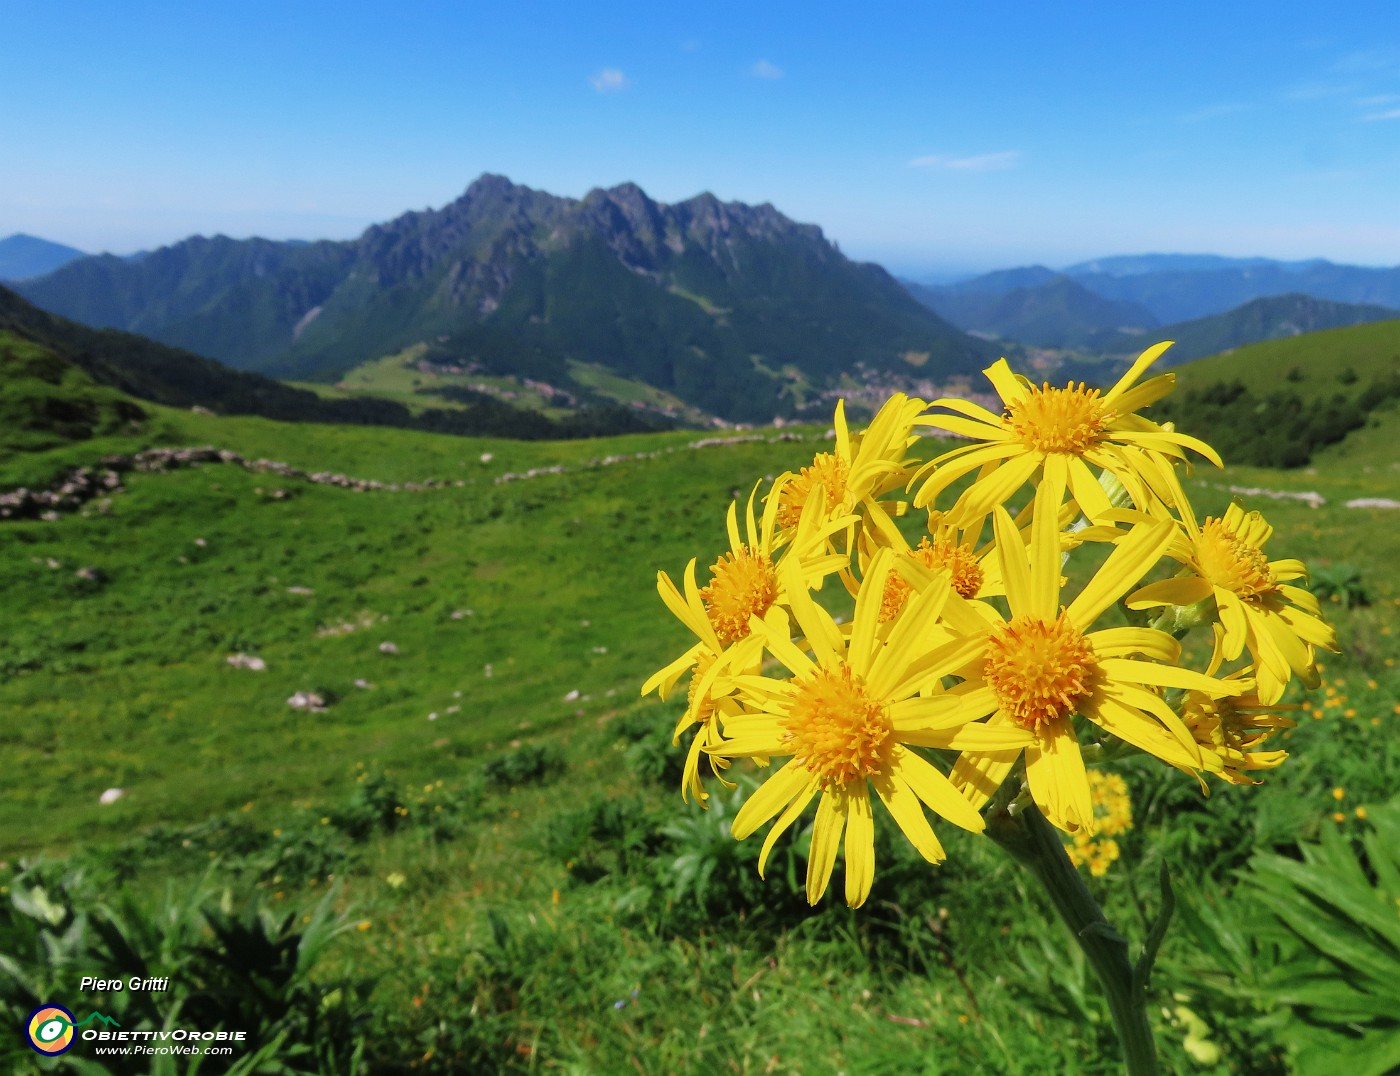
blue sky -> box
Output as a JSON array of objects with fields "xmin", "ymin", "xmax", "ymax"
[{"xmin": 4, "ymin": 1, "xmax": 1400, "ymax": 278}]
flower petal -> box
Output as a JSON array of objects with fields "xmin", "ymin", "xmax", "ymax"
[
  {"xmin": 1126, "ymin": 575, "xmax": 1213, "ymax": 610},
  {"xmin": 873, "ymin": 771, "xmax": 946, "ymax": 864},
  {"xmin": 844, "ymin": 784, "xmax": 876, "ymax": 908},
  {"xmin": 1065, "ymin": 519, "xmax": 1176, "ymax": 629},
  {"xmin": 806, "ymin": 790, "xmax": 846, "ymax": 904},
  {"xmin": 758, "ymin": 776, "xmax": 820, "ymax": 876},
  {"xmin": 893, "ymin": 745, "xmax": 986, "ymax": 833},
  {"xmin": 1025, "ymin": 719, "xmax": 1093, "ymax": 833},
  {"xmin": 732, "ymin": 759, "xmax": 812, "ymax": 840}
]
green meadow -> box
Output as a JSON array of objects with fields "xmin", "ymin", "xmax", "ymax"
[{"xmin": 3, "ymin": 387, "xmax": 1399, "ymax": 1073}]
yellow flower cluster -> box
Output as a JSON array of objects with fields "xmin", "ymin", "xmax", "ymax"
[
  {"xmin": 1065, "ymin": 771, "xmax": 1134, "ymax": 877},
  {"xmin": 643, "ymin": 344, "xmax": 1336, "ymax": 907}
]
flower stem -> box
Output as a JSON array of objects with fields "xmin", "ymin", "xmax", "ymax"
[{"xmin": 987, "ymin": 798, "xmax": 1160, "ymax": 1075}]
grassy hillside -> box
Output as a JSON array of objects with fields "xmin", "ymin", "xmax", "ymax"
[
  {"xmin": 1168, "ymin": 316, "xmax": 1400, "ymax": 397},
  {"xmin": 0, "ymin": 331, "xmax": 150, "ymax": 456},
  {"xmin": 1, "ymin": 406, "xmax": 1397, "ymax": 1073},
  {"xmin": 1149, "ymin": 318, "xmax": 1400, "ymax": 467}
]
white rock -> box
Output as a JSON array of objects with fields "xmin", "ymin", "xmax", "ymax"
[
  {"xmin": 480, "ymin": 452, "xmax": 494, "ymax": 463},
  {"xmin": 378, "ymin": 641, "xmax": 399, "ymax": 655},
  {"xmin": 563, "ymin": 689, "xmax": 580, "ymax": 702},
  {"xmin": 99, "ymin": 788, "xmax": 126, "ymax": 805},
  {"xmin": 287, "ymin": 691, "xmax": 327, "ymax": 712}
]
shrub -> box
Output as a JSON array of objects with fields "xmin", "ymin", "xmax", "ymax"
[{"xmin": 483, "ymin": 743, "xmax": 565, "ymax": 789}]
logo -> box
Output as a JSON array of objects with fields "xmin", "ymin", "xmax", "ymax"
[
  {"xmin": 26, "ymin": 1005, "xmax": 77, "ymax": 1055},
  {"xmin": 25, "ymin": 1006, "xmax": 121, "ymax": 1055}
]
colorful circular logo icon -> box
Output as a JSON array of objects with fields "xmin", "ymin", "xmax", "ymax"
[{"xmin": 26, "ymin": 1005, "xmax": 76, "ymax": 1055}]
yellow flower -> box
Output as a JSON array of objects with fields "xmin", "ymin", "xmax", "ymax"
[
  {"xmin": 911, "ymin": 342, "xmax": 1220, "ymax": 525},
  {"xmin": 643, "ymin": 485, "xmax": 853, "ymax": 803},
  {"xmin": 946, "ymin": 489, "xmax": 1242, "ymax": 834},
  {"xmin": 707, "ymin": 548, "xmax": 1034, "ymax": 907},
  {"xmin": 1127, "ymin": 502, "xmax": 1338, "ymax": 704},
  {"xmin": 773, "ymin": 393, "xmax": 926, "ymax": 548},
  {"xmin": 1180, "ymin": 672, "xmax": 1296, "ymax": 786},
  {"xmin": 872, "ymin": 512, "xmax": 1004, "ymax": 627}
]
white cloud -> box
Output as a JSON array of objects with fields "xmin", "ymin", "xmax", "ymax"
[
  {"xmin": 589, "ymin": 68, "xmax": 630, "ymax": 94},
  {"xmin": 750, "ymin": 59, "xmax": 784, "ymax": 80},
  {"xmin": 1356, "ymin": 94, "xmax": 1400, "ymax": 107},
  {"xmin": 1362, "ymin": 107, "xmax": 1400, "ymax": 121},
  {"xmin": 908, "ymin": 151, "xmax": 1021, "ymax": 172}
]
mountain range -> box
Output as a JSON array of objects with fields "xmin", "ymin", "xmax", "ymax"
[
  {"xmin": 0, "ymin": 234, "xmax": 87, "ymax": 282},
  {"xmin": 906, "ymin": 272, "xmax": 1399, "ymax": 362},
  {"xmin": 11, "ymin": 176, "xmax": 995, "ymax": 424},
  {"xmin": 916, "ymin": 254, "xmax": 1400, "ymax": 327}
]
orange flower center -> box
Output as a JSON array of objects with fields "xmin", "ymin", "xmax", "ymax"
[
  {"xmin": 776, "ymin": 452, "xmax": 849, "ymax": 529},
  {"xmin": 984, "ymin": 613, "xmax": 1099, "ymax": 731},
  {"xmin": 1196, "ymin": 518, "xmax": 1275, "ymax": 599},
  {"xmin": 783, "ymin": 663, "xmax": 891, "ymax": 787},
  {"xmin": 699, "ymin": 546, "xmax": 778, "ymax": 645},
  {"xmin": 1006, "ymin": 383, "xmax": 1109, "ymax": 455},
  {"xmin": 880, "ymin": 536, "xmax": 985, "ymax": 622}
]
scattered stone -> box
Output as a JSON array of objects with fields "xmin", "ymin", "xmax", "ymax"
[
  {"xmin": 480, "ymin": 452, "xmax": 494, "ymax": 463},
  {"xmin": 227, "ymin": 653, "xmax": 267, "ymax": 672},
  {"xmin": 427, "ymin": 712, "xmax": 439, "ymax": 721},
  {"xmin": 1225, "ymin": 484, "xmax": 1325, "ymax": 508},
  {"xmin": 483, "ymin": 664, "xmax": 493, "ymax": 678},
  {"xmin": 592, "ymin": 646, "xmax": 608, "ymax": 654},
  {"xmin": 99, "ymin": 788, "xmax": 126, "ymax": 805},
  {"xmin": 353, "ymin": 679, "xmax": 373, "ymax": 690},
  {"xmin": 75, "ymin": 566, "xmax": 108, "ymax": 584},
  {"xmin": 451, "ymin": 608, "xmax": 474, "ymax": 619},
  {"xmin": 1346, "ymin": 497, "xmax": 1400, "ymax": 509},
  {"xmin": 194, "ymin": 537, "xmax": 207, "ymax": 547},
  {"xmin": 563, "ymin": 689, "xmax": 580, "ymax": 702},
  {"xmin": 378, "ymin": 641, "xmax": 400, "ymax": 655},
  {"xmin": 287, "ymin": 691, "xmax": 327, "ymax": 712},
  {"xmin": 286, "ymin": 586, "xmax": 314, "ymax": 596}
]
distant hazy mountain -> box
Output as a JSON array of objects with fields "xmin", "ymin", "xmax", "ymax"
[
  {"xmin": 15, "ymin": 175, "xmax": 995, "ymax": 423},
  {"xmin": 904, "ymin": 274, "xmax": 1158, "ymax": 349},
  {"xmin": 919, "ymin": 265, "xmax": 1061, "ymax": 297},
  {"xmin": 1151, "ymin": 294, "xmax": 1400, "ymax": 365},
  {"xmin": 928, "ymin": 254, "xmax": 1400, "ymax": 325},
  {"xmin": 0, "ymin": 234, "xmax": 87, "ymax": 281},
  {"xmin": 1062, "ymin": 253, "xmax": 1313, "ymax": 277}
]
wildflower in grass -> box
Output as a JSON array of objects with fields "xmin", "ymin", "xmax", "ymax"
[
  {"xmin": 947, "ymin": 492, "xmax": 1242, "ymax": 833},
  {"xmin": 643, "ymin": 486, "xmax": 853, "ymax": 803},
  {"xmin": 1179, "ymin": 670, "xmax": 1296, "ymax": 786},
  {"xmin": 1127, "ymin": 501, "xmax": 1338, "ymax": 704},
  {"xmin": 1066, "ymin": 771, "xmax": 1134, "ymax": 877},
  {"xmin": 708, "ymin": 548, "xmax": 1034, "ymax": 907},
  {"xmin": 772, "ymin": 392, "xmax": 926, "ymax": 550},
  {"xmin": 911, "ymin": 342, "xmax": 1221, "ymax": 525}
]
